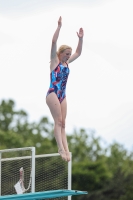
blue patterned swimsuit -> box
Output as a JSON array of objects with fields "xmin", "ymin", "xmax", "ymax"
[{"xmin": 46, "ymin": 62, "xmax": 70, "ymax": 103}]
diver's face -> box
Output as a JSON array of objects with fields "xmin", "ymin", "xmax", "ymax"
[{"xmin": 60, "ymin": 49, "xmax": 72, "ymax": 62}]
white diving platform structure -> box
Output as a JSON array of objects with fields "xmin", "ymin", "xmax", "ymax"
[{"xmin": 0, "ymin": 147, "xmax": 88, "ymax": 200}]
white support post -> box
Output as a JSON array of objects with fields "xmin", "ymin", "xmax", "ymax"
[
  {"xmin": 68, "ymin": 152, "xmax": 72, "ymax": 200},
  {"xmin": 31, "ymin": 147, "xmax": 35, "ymax": 193}
]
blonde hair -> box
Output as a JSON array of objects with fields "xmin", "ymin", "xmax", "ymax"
[{"xmin": 57, "ymin": 45, "xmax": 72, "ymax": 58}]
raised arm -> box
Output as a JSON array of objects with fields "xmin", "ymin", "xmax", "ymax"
[
  {"xmin": 50, "ymin": 16, "xmax": 62, "ymax": 60},
  {"xmin": 68, "ymin": 28, "xmax": 84, "ymax": 63}
]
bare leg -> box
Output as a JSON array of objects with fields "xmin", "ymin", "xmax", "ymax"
[
  {"xmin": 46, "ymin": 92, "xmax": 67, "ymax": 161},
  {"xmin": 61, "ymin": 98, "xmax": 71, "ymax": 161}
]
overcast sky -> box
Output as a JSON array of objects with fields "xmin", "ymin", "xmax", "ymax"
[{"xmin": 0, "ymin": 0, "xmax": 133, "ymax": 151}]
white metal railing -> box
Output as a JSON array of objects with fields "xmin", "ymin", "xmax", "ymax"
[{"xmin": 0, "ymin": 147, "xmax": 35, "ymax": 195}]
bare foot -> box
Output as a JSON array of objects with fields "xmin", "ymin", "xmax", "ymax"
[
  {"xmin": 65, "ymin": 151, "xmax": 71, "ymax": 162},
  {"xmin": 58, "ymin": 149, "xmax": 67, "ymax": 161}
]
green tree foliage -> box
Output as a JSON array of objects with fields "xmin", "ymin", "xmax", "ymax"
[
  {"xmin": 68, "ymin": 128, "xmax": 106, "ymax": 162},
  {"xmin": 0, "ymin": 99, "xmax": 15, "ymax": 131},
  {"xmin": 106, "ymin": 142, "xmax": 133, "ymax": 175},
  {"xmin": 0, "ymin": 99, "xmax": 133, "ymax": 199},
  {"xmin": 0, "ymin": 99, "xmax": 56, "ymax": 153},
  {"xmin": 72, "ymin": 159, "xmax": 111, "ymax": 191},
  {"xmin": 79, "ymin": 169, "xmax": 133, "ymax": 200}
]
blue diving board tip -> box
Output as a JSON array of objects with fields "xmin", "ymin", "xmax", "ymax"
[{"xmin": 0, "ymin": 189, "xmax": 88, "ymax": 200}]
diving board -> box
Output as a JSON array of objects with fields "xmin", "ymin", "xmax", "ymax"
[{"xmin": 0, "ymin": 190, "xmax": 88, "ymax": 200}]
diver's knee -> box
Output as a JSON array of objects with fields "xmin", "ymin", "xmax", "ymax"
[
  {"xmin": 56, "ymin": 117, "xmax": 62, "ymax": 127},
  {"xmin": 62, "ymin": 120, "xmax": 66, "ymax": 129}
]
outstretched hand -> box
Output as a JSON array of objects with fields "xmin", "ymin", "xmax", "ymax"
[
  {"xmin": 77, "ymin": 28, "xmax": 84, "ymax": 38},
  {"xmin": 58, "ymin": 16, "xmax": 62, "ymax": 27}
]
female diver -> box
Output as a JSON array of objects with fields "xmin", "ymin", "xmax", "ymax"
[{"xmin": 46, "ymin": 16, "xmax": 84, "ymax": 162}]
